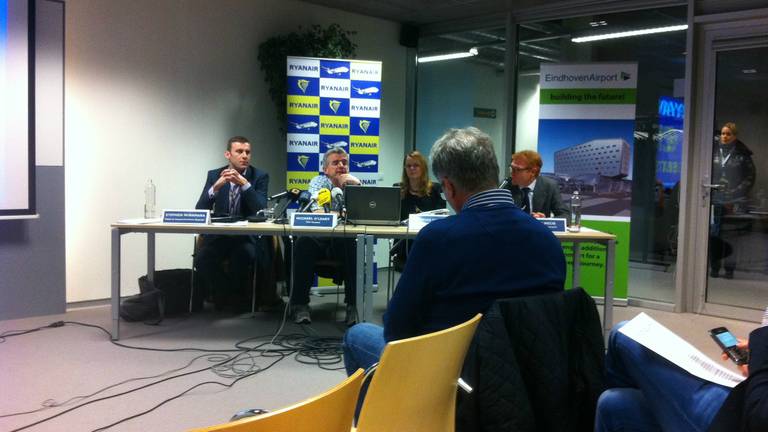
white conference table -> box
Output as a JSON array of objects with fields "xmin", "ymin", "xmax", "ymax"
[{"xmin": 110, "ymin": 221, "xmax": 616, "ymax": 340}]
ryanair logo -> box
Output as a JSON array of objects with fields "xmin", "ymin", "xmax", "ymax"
[
  {"xmin": 288, "ymin": 102, "xmax": 318, "ymax": 109},
  {"xmin": 321, "ymin": 84, "xmax": 350, "ymax": 93},
  {"xmin": 297, "ymin": 79, "xmax": 310, "ymax": 93},
  {"xmin": 359, "ymin": 120, "xmax": 371, "ymax": 134},
  {"xmin": 328, "ymin": 99, "xmax": 342, "ymax": 114},
  {"xmin": 351, "ymin": 104, "xmax": 376, "ymax": 112},
  {"xmin": 289, "ymin": 64, "xmax": 319, "ymax": 72},
  {"xmin": 320, "ymin": 116, "xmax": 350, "ymax": 135},
  {"xmin": 297, "ymin": 155, "xmax": 310, "ymax": 169},
  {"xmin": 350, "ymin": 136, "xmax": 378, "ymax": 155},
  {"xmin": 289, "ymin": 139, "xmax": 318, "ymax": 147}
]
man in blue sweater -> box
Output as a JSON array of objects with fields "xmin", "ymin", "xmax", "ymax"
[{"xmin": 343, "ymin": 127, "xmax": 566, "ymax": 374}]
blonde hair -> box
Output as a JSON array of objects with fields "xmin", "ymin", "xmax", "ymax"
[
  {"xmin": 722, "ymin": 122, "xmax": 738, "ymax": 136},
  {"xmin": 400, "ymin": 150, "xmax": 433, "ymax": 198}
]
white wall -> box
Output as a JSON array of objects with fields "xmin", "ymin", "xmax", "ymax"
[
  {"xmin": 65, "ymin": 0, "xmax": 406, "ymax": 301},
  {"xmin": 515, "ymin": 74, "xmax": 540, "ymax": 154}
]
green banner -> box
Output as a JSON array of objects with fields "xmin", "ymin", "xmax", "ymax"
[
  {"xmin": 540, "ymin": 88, "xmax": 636, "ymax": 105},
  {"xmin": 563, "ymin": 220, "xmax": 629, "ymax": 299}
]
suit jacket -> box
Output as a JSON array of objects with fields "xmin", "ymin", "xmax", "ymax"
[
  {"xmin": 383, "ymin": 196, "xmax": 566, "ymax": 342},
  {"xmin": 506, "ymin": 176, "xmax": 569, "ymax": 218},
  {"xmin": 195, "ymin": 165, "xmax": 269, "ymax": 218}
]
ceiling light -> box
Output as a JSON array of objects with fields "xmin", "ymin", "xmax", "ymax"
[
  {"xmin": 589, "ymin": 20, "xmax": 607, "ymax": 27},
  {"xmin": 417, "ymin": 47, "xmax": 479, "ymax": 63},
  {"xmin": 742, "ymin": 68, "xmax": 757, "ymax": 74},
  {"xmin": 572, "ymin": 24, "xmax": 688, "ymax": 43}
]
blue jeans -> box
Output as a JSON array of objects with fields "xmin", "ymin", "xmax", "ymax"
[
  {"xmin": 342, "ymin": 323, "xmax": 387, "ymax": 375},
  {"xmin": 595, "ymin": 322, "xmax": 731, "ymax": 432}
]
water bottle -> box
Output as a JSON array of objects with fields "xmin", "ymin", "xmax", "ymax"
[
  {"xmin": 568, "ymin": 190, "xmax": 581, "ymax": 232},
  {"xmin": 144, "ymin": 179, "xmax": 156, "ymax": 218},
  {"xmin": 761, "ymin": 306, "xmax": 768, "ymax": 328}
]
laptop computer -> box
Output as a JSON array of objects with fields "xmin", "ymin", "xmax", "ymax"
[{"xmin": 344, "ymin": 185, "xmax": 402, "ymax": 226}]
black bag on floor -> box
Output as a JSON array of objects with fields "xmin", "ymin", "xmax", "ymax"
[
  {"xmin": 119, "ymin": 289, "xmax": 164, "ymax": 324},
  {"xmin": 138, "ymin": 268, "xmax": 201, "ymax": 315}
]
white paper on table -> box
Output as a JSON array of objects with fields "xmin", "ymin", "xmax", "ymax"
[
  {"xmin": 211, "ymin": 220, "xmax": 249, "ymax": 226},
  {"xmin": 619, "ymin": 313, "xmax": 745, "ymax": 388},
  {"xmin": 117, "ymin": 218, "xmax": 163, "ymax": 224}
]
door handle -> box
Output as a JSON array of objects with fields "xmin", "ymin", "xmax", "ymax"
[{"xmin": 702, "ymin": 183, "xmax": 724, "ymax": 189}]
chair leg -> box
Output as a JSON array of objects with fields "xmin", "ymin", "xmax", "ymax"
[{"xmin": 251, "ymin": 262, "xmax": 258, "ymax": 317}]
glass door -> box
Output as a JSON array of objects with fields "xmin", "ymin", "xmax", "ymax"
[
  {"xmin": 705, "ymin": 45, "xmax": 768, "ymax": 309},
  {"xmin": 692, "ymin": 17, "xmax": 768, "ymax": 320}
]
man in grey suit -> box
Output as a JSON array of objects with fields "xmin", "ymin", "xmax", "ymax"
[{"xmin": 504, "ymin": 150, "xmax": 569, "ymax": 218}]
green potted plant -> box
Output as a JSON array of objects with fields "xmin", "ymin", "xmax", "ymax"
[{"xmin": 257, "ymin": 24, "xmax": 357, "ymax": 131}]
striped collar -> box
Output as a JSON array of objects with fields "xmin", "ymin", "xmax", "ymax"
[{"xmin": 463, "ymin": 188, "xmax": 515, "ymax": 210}]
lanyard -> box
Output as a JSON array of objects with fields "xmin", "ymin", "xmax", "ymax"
[{"xmin": 719, "ymin": 147, "xmax": 732, "ymax": 168}]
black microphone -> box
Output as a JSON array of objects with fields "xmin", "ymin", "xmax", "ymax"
[
  {"xmin": 296, "ymin": 191, "xmax": 312, "ymax": 212},
  {"xmin": 269, "ymin": 188, "xmax": 301, "ymax": 201},
  {"xmin": 498, "ymin": 177, "xmax": 511, "ymax": 189}
]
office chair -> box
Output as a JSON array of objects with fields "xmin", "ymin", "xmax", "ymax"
[
  {"xmin": 189, "ymin": 369, "xmax": 365, "ymax": 432},
  {"xmin": 354, "ymin": 314, "xmax": 482, "ymax": 432}
]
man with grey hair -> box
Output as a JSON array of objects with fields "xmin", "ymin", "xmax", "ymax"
[
  {"xmin": 343, "ymin": 127, "xmax": 566, "ymax": 374},
  {"xmin": 291, "ymin": 148, "xmax": 361, "ymax": 324}
]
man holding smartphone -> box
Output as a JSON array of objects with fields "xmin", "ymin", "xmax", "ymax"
[
  {"xmin": 594, "ymin": 321, "xmax": 768, "ymax": 432},
  {"xmin": 194, "ymin": 136, "xmax": 270, "ymax": 311}
]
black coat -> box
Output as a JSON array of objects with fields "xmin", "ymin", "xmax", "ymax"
[
  {"xmin": 708, "ymin": 326, "xmax": 768, "ymax": 432},
  {"xmin": 195, "ymin": 165, "xmax": 269, "ymax": 217},
  {"xmin": 456, "ymin": 288, "xmax": 605, "ymax": 432}
]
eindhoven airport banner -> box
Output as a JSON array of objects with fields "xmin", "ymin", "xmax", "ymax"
[
  {"xmin": 538, "ymin": 63, "xmax": 638, "ymax": 299},
  {"xmin": 285, "ymin": 56, "xmax": 382, "ymax": 190}
]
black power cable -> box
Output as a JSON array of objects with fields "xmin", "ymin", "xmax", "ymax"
[{"xmin": 1, "ymin": 319, "xmax": 344, "ymax": 431}]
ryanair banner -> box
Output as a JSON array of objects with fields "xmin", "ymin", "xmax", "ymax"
[
  {"xmin": 286, "ymin": 57, "xmax": 383, "ymax": 190},
  {"xmin": 537, "ymin": 63, "xmax": 638, "ymax": 300}
]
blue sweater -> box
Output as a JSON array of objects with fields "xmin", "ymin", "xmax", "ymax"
[{"xmin": 383, "ymin": 197, "xmax": 566, "ymax": 341}]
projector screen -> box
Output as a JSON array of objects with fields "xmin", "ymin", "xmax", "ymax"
[{"xmin": 0, "ymin": 0, "xmax": 35, "ymax": 218}]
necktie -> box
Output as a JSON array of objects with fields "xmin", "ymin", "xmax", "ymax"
[
  {"xmin": 229, "ymin": 183, "xmax": 241, "ymax": 216},
  {"xmin": 521, "ymin": 187, "xmax": 531, "ymax": 214}
]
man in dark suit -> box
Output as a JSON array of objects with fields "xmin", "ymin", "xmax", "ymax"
[
  {"xmin": 194, "ymin": 136, "xmax": 269, "ymax": 309},
  {"xmin": 504, "ymin": 150, "xmax": 569, "ymax": 219}
]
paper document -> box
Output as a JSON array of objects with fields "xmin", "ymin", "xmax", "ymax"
[
  {"xmin": 211, "ymin": 220, "xmax": 249, "ymax": 226},
  {"xmin": 619, "ymin": 313, "xmax": 745, "ymax": 388},
  {"xmin": 117, "ymin": 218, "xmax": 163, "ymax": 224}
]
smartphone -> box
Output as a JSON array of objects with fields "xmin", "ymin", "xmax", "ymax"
[{"xmin": 709, "ymin": 327, "xmax": 748, "ymax": 365}]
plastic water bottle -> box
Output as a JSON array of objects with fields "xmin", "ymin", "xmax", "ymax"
[
  {"xmin": 761, "ymin": 306, "xmax": 768, "ymax": 327},
  {"xmin": 569, "ymin": 190, "xmax": 581, "ymax": 232},
  {"xmin": 144, "ymin": 179, "xmax": 156, "ymax": 219}
]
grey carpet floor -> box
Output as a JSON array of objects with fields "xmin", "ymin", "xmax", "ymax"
[{"xmin": 0, "ymin": 277, "xmax": 758, "ymax": 432}]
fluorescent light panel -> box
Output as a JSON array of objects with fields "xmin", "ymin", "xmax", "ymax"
[
  {"xmin": 572, "ymin": 24, "xmax": 688, "ymax": 43},
  {"xmin": 418, "ymin": 47, "xmax": 478, "ymax": 63}
]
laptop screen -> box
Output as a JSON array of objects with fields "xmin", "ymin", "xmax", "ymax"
[{"xmin": 344, "ymin": 186, "xmax": 402, "ymax": 226}]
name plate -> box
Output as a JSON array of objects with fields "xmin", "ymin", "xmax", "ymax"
[
  {"xmin": 408, "ymin": 213, "xmax": 449, "ymax": 230},
  {"xmin": 290, "ymin": 212, "xmax": 338, "ymax": 228},
  {"xmin": 538, "ymin": 218, "xmax": 567, "ymax": 233},
  {"xmin": 162, "ymin": 209, "xmax": 210, "ymax": 224}
]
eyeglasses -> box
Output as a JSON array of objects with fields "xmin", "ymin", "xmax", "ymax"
[
  {"xmin": 330, "ymin": 159, "xmax": 348, "ymax": 167},
  {"xmin": 510, "ymin": 166, "xmax": 531, "ymax": 173}
]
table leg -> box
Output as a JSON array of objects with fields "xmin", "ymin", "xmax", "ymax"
[
  {"xmin": 604, "ymin": 239, "xmax": 616, "ymax": 341},
  {"xmin": 572, "ymin": 241, "xmax": 581, "ymax": 289},
  {"xmin": 111, "ymin": 228, "xmax": 121, "ymax": 340},
  {"xmin": 147, "ymin": 232, "xmax": 155, "ymax": 281},
  {"xmin": 356, "ymin": 234, "xmax": 365, "ymax": 322},
  {"xmin": 364, "ymin": 234, "xmax": 374, "ymax": 322}
]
